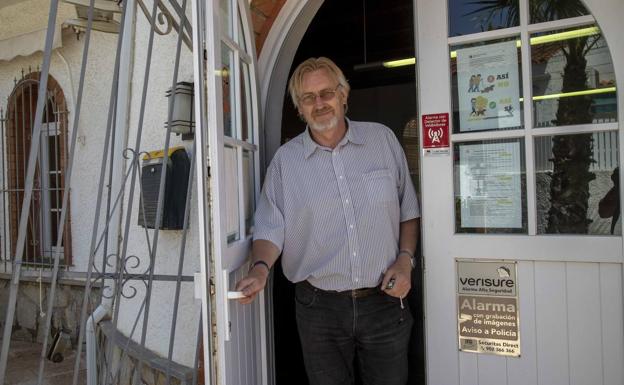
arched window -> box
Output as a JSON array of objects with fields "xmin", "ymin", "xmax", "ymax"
[{"xmin": 2, "ymin": 72, "xmax": 72, "ymax": 266}]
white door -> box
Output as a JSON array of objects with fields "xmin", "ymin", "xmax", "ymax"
[
  {"xmin": 192, "ymin": 0, "xmax": 266, "ymax": 384},
  {"xmin": 417, "ymin": 1, "xmax": 624, "ymax": 385}
]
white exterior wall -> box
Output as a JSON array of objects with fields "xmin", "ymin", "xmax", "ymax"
[
  {"xmin": 0, "ymin": 26, "xmax": 119, "ymax": 272},
  {"xmin": 114, "ymin": 1, "xmax": 200, "ymax": 366}
]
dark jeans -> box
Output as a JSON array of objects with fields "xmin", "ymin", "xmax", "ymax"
[{"xmin": 295, "ymin": 281, "xmax": 413, "ymax": 385}]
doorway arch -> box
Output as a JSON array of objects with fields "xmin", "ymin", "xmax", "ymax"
[{"xmin": 258, "ymin": 0, "xmax": 323, "ymax": 167}]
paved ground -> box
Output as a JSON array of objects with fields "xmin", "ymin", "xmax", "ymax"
[{"xmin": 1, "ymin": 340, "xmax": 86, "ymax": 385}]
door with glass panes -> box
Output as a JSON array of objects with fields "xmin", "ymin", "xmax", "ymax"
[
  {"xmin": 417, "ymin": 0, "xmax": 623, "ymax": 384},
  {"xmin": 192, "ymin": 0, "xmax": 266, "ymax": 384}
]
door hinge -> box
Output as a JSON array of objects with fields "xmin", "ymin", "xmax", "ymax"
[{"xmin": 209, "ymin": 278, "xmax": 216, "ymax": 295}]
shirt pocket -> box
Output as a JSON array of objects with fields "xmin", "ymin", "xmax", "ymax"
[{"xmin": 363, "ymin": 169, "xmax": 397, "ymax": 205}]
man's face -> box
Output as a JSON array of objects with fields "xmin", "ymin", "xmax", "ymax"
[{"xmin": 297, "ymin": 69, "xmax": 346, "ymax": 133}]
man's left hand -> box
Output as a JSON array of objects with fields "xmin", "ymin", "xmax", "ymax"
[{"xmin": 381, "ymin": 253, "xmax": 412, "ymax": 298}]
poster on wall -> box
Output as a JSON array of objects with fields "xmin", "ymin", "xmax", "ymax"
[
  {"xmin": 458, "ymin": 141, "xmax": 522, "ymax": 229},
  {"xmin": 457, "ymin": 260, "xmax": 520, "ymax": 357},
  {"xmin": 457, "ymin": 40, "xmax": 521, "ymax": 131}
]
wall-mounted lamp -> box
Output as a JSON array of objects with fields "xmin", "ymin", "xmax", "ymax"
[
  {"xmin": 165, "ymin": 82, "xmax": 195, "ymax": 140},
  {"xmin": 62, "ymin": 0, "xmax": 122, "ymax": 34}
]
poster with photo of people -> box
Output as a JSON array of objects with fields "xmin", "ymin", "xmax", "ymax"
[{"xmin": 457, "ymin": 40, "xmax": 521, "ymax": 131}]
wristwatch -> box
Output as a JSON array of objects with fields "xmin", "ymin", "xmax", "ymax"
[{"xmin": 398, "ymin": 249, "xmax": 416, "ymax": 269}]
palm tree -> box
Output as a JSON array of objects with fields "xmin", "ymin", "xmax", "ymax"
[
  {"xmin": 545, "ymin": 32, "xmax": 598, "ymax": 233},
  {"xmin": 465, "ymin": 0, "xmax": 589, "ymax": 29},
  {"xmin": 466, "ymin": 0, "xmax": 599, "ymax": 233}
]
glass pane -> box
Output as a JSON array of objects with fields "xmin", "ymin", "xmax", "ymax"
[
  {"xmin": 243, "ymin": 149, "xmax": 255, "ymax": 235},
  {"xmin": 47, "ymin": 130, "xmax": 60, "ymax": 173},
  {"xmin": 221, "ymin": 44, "xmax": 235, "ymax": 137},
  {"xmin": 451, "ymin": 37, "xmax": 524, "ymax": 133},
  {"xmin": 47, "ymin": 134, "xmax": 61, "ymax": 214},
  {"xmin": 531, "ymin": 26, "xmax": 617, "ymax": 128},
  {"xmin": 530, "ymin": 0, "xmax": 589, "ymax": 24},
  {"xmin": 238, "ymin": 9, "xmax": 247, "ymax": 52},
  {"xmin": 220, "ymin": 0, "xmax": 233, "ymax": 38},
  {"xmin": 454, "ymin": 138, "xmax": 527, "ymax": 233},
  {"xmin": 449, "ymin": 0, "xmax": 519, "ymax": 37},
  {"xmin": 224, "ymin": 145, "xmax": 240, "ymax": 243},
  {"xmin": 535, "ymin": 132, "xmax": 620, "ymax": 235},
  {"xmin": 240, "ymin": 60, "xmax": 253, "ymax": 143}
]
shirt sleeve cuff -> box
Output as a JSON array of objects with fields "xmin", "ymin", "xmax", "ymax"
[{"xmin": 252, "ymin": 232, "xmax": 284, "ymax": 254}]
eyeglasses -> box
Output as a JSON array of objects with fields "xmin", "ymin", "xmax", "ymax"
[{"xmin": 299, "ymin": 85, "xmax": 341, "ymax": 106}]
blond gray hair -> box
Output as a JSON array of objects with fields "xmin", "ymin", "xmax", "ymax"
[{"xmin": 288, "ymin": 57, "xmax": 350, "ymax": 108}]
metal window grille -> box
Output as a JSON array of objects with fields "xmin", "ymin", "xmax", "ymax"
[{"xmin": 1, "ymin": 74, "xmax": 71, "ymax": 270}]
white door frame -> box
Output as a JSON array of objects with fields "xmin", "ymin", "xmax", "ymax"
[
  {"xmin": 258, "ymin": 0, "xmax": 324, "ymax": 168},
  {"xmin": 193, "ymin": 0, "xmax": 266, "ymax": 384}
]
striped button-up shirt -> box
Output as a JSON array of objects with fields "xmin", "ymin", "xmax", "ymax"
[{"xmin": 254, "ymin": 119, "xmax": 420, "ymax": 291}]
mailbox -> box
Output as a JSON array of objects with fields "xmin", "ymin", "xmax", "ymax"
[{"xmin": 138, "ymin": 147, "xmax": 190, "ymax": 230}]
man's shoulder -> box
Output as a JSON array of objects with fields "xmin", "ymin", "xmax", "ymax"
[
  {"xmin": 271, "ymin": 132, "xmax": 306, "ymax": 162},
  {"xmin": 281, "ymin": 132, "xmax": 306, "ymax": 152}
]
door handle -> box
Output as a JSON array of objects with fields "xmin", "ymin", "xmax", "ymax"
[
  {"xmin": 227, "ymin": 291, "xmax": 246, "ymax": 299},
  {"xmin": 222, "ymin": 270, "xmax": 248, "ymax": 341}
]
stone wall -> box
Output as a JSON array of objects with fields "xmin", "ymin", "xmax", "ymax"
[
  {"xmin": 0, "ymin": 276, "xmax": 100, "ymax": 346},
  {"xmin": 98, "ymin": 321, "xmax": 196, "ymax": 385}
]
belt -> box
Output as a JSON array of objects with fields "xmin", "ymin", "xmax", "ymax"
[{"xmin": 299, "ymin": 280, "xmax": 381, "ymax": 299}]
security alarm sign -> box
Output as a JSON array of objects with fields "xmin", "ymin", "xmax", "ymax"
[
  {"xmin": 422, "ymin": 113, "xmax": 450, "ymax": 156},
  {"xmin": 456, "ymin": 260, "xmax": 521, "ymax": 357}
]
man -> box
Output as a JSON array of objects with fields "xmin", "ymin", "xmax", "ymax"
[{"xmin": 236, "ymin": 57, "xmax": 420, "ymax": 385}]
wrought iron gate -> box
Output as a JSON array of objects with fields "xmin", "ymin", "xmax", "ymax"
[{"xmin": 0, "ymin": 1, "xmax": 206, "ymax": 384}]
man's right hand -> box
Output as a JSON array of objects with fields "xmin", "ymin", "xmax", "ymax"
[
  {"xmin": 235, "ymin": 240, "xmax": 280, "ymax": 304},
  {"xmin": 235, "ymin": 264, "xmax": 270, "ymax": 304}
]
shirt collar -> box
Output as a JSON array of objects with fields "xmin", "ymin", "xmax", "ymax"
[{"xmin": 303, "ymin": 118, "xmax": 364, "ymax": 159}]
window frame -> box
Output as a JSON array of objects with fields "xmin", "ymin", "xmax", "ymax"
[
  {"xmin": 447, "ymin": 6, "xmax": 619, "ymax": 236},
  {"xmin": 3, "ymin": 73, "xmax": 72, "ymax": 267}
]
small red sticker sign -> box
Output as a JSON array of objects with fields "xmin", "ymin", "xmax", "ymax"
[{"xmin": 422, "ymin": 113, "xmax": 450, "ymax": 149}]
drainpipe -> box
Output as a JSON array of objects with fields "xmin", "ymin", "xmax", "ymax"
[
  {"xmin": 84, "ymin": 0, "xmax": 135, "ymax": 383},
  {"xmin": 85, "ymin": 301, "xmax": 111, "ymax": 385}
]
